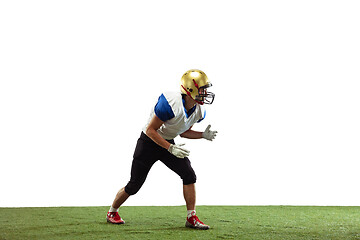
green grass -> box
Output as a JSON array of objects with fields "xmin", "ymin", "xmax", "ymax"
[{"xmin": 1, "ymin": 206, "xmax": 359, "ymax": 240}]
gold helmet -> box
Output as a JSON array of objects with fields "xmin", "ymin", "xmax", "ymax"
[{"xmin": 180, "ymin": 69, "xmax": 215, "ymax": 105}]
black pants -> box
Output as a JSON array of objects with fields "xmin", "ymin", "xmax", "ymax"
[{"xmin": 124, "ymin": 132, "xmax": 197, "ymax": 195}]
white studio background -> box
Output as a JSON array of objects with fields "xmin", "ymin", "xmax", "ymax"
[{"xmin": 1, "ymin": 0, "xmax": 359, "ymax": 207}]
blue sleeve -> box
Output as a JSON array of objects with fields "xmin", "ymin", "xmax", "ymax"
[
  {"xmin": 197, "ymin": 110, "xmax": 206, "ymax": 123},
  {"xmin": 154, "ymin": 94, "xmax": 175, "ymax": 121}
]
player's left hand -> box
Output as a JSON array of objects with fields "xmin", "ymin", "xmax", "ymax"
[{"xmin": 202, "ymin": 124, "xmax": 217, "ymax": 141}]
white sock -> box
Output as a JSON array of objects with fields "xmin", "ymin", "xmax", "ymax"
[
  {"xmin": 187, "ymin": 210, "xmax": 196, "ymax": 218},
  {"xmin": 109, "ymin": 206, "xmax": 118, "ymax": 213}
]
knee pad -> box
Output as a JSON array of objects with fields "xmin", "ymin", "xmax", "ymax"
[
  {"xmin": 125, "ymin": 182, "xmax": 142, "ymax": 196},
  {"xmin": 182, "ymin": 171, "xmax": 197, "ymax": 185}
]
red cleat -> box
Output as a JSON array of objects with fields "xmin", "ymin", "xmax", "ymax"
[
  {"xmin": 106, "ymin": 212, "xmax": 125, "ymax": 224},
  {"xmin": 185, "ymin": 214, "xmax": 210, "ymax": 230}
]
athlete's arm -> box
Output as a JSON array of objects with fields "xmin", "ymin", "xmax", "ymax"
[
  {"xmin": 145, "ymin": 115, "xmax": 172, "ymax": 150},
  {"xmin": 181, "ymin": 125, "xmax": 218, "ymax": 141},
  {"xmin": 146, "ymin": 115, "xmax": 190, "ymax": 158},
  {"xmin": 180, "ymin": 126, "xmax": 203, "ymax": 139}
]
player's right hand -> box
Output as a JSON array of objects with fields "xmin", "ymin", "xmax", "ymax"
[{"xmin": 168, "ymin": 143, "xmax": 190, "ymax": 158}]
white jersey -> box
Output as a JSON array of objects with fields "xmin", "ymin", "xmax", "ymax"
[{"xmin": 142, "ymin": 92, "xmax": 206, "ymax": 140}]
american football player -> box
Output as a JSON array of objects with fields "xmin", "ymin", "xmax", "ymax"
[{"xmin": 106, "ymin": 69, "xmax": 217, "ymax": 230}]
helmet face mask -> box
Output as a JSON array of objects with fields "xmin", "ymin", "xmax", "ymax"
[
  {"xmin": 180, "ymin": 69, "xmax": 215, "ymax": 105},
  {"xmin": 196, "ymin": 84, "xmax": 215, "ymax": 104}
]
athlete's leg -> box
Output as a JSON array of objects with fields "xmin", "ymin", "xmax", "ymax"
[
  {"xmin": 183, "ymin": 183, "xmax": 196, "ymax": 211},
  {"xmin": 107, "ymin": 187, "xmax": 129, "ymax": 224},
  {"xmin": 108, "ymin": 158, "xmax": 154, "ymax": 224},
  {"xmin": 111, "ymin": 187, "xmax": 130, "ymax": 209},
  {"xmin": 160, "ymin": 155, "xmax": 197, "ymax": 210},
  {"xmin": 107, "ymin": 133, "xmax": 159, "ymax": 224},
  {"xmin": 160, "ymin": 154, "xmax": 209, "ymax": 229}
]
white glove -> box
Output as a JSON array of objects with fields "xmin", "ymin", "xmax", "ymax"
[
  {"xmin": 202, "ymin": 124, "xmax": 218, "ymax": 141},
  {"xmin": 168, "ymin": 143, "xmax": 190, "ymax": 158}
]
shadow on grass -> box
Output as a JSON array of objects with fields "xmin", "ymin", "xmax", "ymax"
[{"xmin": 96, "ymin": 220, "xmax": 207, "ymax": 232}]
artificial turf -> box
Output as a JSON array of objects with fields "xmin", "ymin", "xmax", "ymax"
[{"xmin": 0, "ymin": 206, "xmax": 359, "ymax": 239}]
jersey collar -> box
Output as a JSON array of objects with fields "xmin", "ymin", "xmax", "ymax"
[{"xmin": 182, "ymin": 98, "xmax": 196, "ymax": 118}]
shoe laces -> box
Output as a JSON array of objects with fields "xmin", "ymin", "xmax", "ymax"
[
  {"xmin": 109, "ymin": 212, "xmax": 121, "ymax": 221},
  {"xmin": 190, "ymin": 215, "xmax": 204, "ymax": 225}
]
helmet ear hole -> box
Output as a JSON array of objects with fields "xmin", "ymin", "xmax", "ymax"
[{"xmin": 188, "ymin": 88, "xmax": 193, "ymax": 92}]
